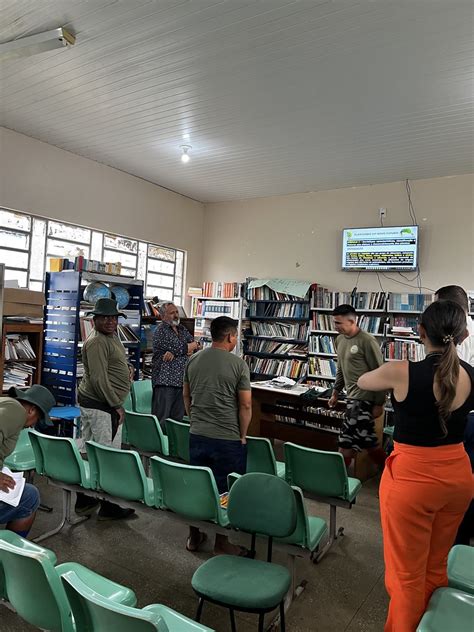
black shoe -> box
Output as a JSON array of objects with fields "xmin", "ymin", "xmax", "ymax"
[
  {"xmin": 75, "ymin": 493, "xmax": 100, "ymax": 516},
  {"xmin": 97, "ymin": 501, "xmax": 135, "ymax": 521}
]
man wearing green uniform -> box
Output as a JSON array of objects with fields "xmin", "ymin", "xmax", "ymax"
[
  {"xmin": 329, "ymin": 304, "xmax": 387, "ymax": 469},
  {"xmin": 76, "ymin": 297, "xmax": 134, "ymax": 520},
  {"xmin": 0, "ymin": 385, "xmax": 55, "ymax": 537}
]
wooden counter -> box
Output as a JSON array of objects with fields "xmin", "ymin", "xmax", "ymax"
[{"xmin": 249, "ymin": 382, "xmax": 383, "ymax": 481}]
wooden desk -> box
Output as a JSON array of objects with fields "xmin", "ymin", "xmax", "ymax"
[{"xmin": 249, "ymin": 383, "xmax": 383, "ymax": 481}]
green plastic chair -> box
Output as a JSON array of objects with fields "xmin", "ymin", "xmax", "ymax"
[
  {"xmin": 4, "ymin": 429, "xmax": 36, "ymax": 473},
  {"xmin": 122, "ymin": 392, "xmax": 134, "ymax": 444},
  {"xmin": 62, "ymin": 569, "xmax": 215, "ymax": 631},
  {"xmin": 29, "ymin": 430, "xmax": 91, "ymax": 488},
  {"xmin": 416, "ymin": 587, "xmax": 474, "ymax": 631},
  {"xmin": 448, "ymin": 545, "xmax": 474, "ymax": 595},
  {"xmin": 246, "ymin": 437, "xmax": 285, "ymax": 478},
  {"xmin": 284, "ymin": 442, "xmax": 362, "ymax": 561},
  {"xmin": 0, "ymin": 532, "xmax": 136, "ymax": 632},
  {"xmin": 124, "ymin": 411, "xmax": 169, "ymax": 457},
  {"xmin": 0, "ymin": 531, "xmax": 57, "ymax": 601},
  {"xmin": 165, "ymin": 418, "xmax": 190, "ymax": 462},
  {"xmin": 150, "ymin": 456, "xmax": 228, "ymax": 527},
  {"xmin": 192, "ymin": 473, "xmax": 297, "ymax": 632},
  {"xmin": 85, "ymin": 441, "xmax": 155, "ymax": 507},
  {"xmin": 132, "ymin": 380, "xmax": 153, "ymax": 414},
  {"xmin": 383, "ymin": 425, "xmax": 395, "ymax": 437}
]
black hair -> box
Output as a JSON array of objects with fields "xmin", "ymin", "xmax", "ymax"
[
  {"xmin": 210, "ymin": 316, "xmax": 238, "ymax": 342},
  {"xmin": 435, "ymin": 285, "xmax": 469, "ymax": 313},
  {"xmin": 420, "ymin": 300, "xmax": 467, "ymax": 434},
  {"xmin": 333, "ymin": 304, "xmax": 357, "ymax": 318}
]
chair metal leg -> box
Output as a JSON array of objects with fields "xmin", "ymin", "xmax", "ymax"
[
  {"xmin": 258, "ymin": 613, "xmax": 265, "ymax": 632},
  {"xmin": 230, "ymin": 609, "xmax": 237, "ymax": 632},
  {"xmin": 33, "ymin": 489, "xmax": 88, "ymax": 543},
  {"xmin": 267, "ymin": 555, "xmax": 306, "ymax": 631},
  {"xmin": 280, "ymin": 602, "xmax": 286, "ymax": 632},
  {"xmin": 315, "ymin": 504, "xmax": 344, "ymax": 563},
  {"xmin": 195, "ymin": 598, "xmax": 204, "ymax": 622}
]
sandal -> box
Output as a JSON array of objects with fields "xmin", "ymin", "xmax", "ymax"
[{"xmin": 186, "ymin": 531, "xmax": 207, "ymax": 552}]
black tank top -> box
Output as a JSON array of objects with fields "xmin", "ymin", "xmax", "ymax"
[{"xmin": 392, "ymin": 354, "xmax": 474, "ymax": 447}]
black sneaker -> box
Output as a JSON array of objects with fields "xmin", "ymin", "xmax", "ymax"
[
  {"xmin": 75, "ymin": 493, "xmax": 100, "ymax": 516},
  {"xmin": 97, "ymin": 501, "xmax": 135, "ymax": 521}
]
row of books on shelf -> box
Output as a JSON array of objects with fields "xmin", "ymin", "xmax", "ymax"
[
  {"xmin": 4, "ymin": 335, "xmax": 36, "ymax": 360},
  {"xmin": 80, "ymin": 318, "xmax": 140, "ymax": 343},
  {"xmin": 249, "ymin": 303, "xmax": 309, "ymax": 319},
  {"xmin": 250, "ymin": 322, "xmax": 309, "ymax": 339},
  {"xmin": 143, "ymin": 300, "xmax": 160, "ymax": 317},
  {"xmin": 308, "ymin": 357, "xmax": 338, "ymax": 378},
  {"xmin": 246, "ymin": 340, "xmax": 308, "ymax": 356},
  {"xmin": 50, "ymin": 256, "xmax": 124, "ymax": 276},
  {"xmin": 311, "ymin": 288, "xmax": 388, "ymax": 310},
  {"xmin": 3, "ymin": 363, "xmax": 35, "ymax": 389},
  {"xmin": 309, "ymin": 335, "xmax": 336, "ymax": 354},
  {"xmin": 192, "ymin": 300, "xmax": 240, "ymax": 319},
  {"xmin": 247, "ymin": 357, "xmax": 307, "ymax": 379},
  {"xmin": 384, "ymin": 340, "xmax": 425, "ymax": 361},
  {"xmin": 198, "ymin": 282, "xmax": 241, "ymax": 298},
  {"xmin": 246, "ymin": 286, "xmax": 306, "ymax": 301}
]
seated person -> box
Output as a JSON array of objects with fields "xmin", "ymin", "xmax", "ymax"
[{"xmin": 0, "ymin": 385, "xmax": 56, "ymax": 537}]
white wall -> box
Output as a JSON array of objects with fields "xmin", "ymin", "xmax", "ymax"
[
  {"xmin": 202, "ymin": 174, "xmax": 474, "ymax": 293},
  {"xmin": 0, "ymin": 127, "xmax": 205, "ymax": 294}
]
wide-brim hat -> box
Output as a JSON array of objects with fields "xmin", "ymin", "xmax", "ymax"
[
  {"xmin": 8, "ymin": 385, "xmax": 56, "ymax": 426},
  {"xmin": 86, "ymin": 297, "xmax": 127, "ymax": 318}
]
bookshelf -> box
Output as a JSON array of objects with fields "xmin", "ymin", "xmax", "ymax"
[
  {"xmin": 190, "ymin": 294, "xmax": 244, "ymax": 355},
  {"xmin": 0, "ymin": 322, "xmax": 44, "ymax": 393},
  {"xmin": 42, "ymin": 271, "xmax": 144, "ymax": 406},
  {"xmin": 139, "ymin": 315, "xmax": 195, "ymax": 379},
  {"xmin": 244, "ymin": 284, "xmax": 309, "ymax": 380}
]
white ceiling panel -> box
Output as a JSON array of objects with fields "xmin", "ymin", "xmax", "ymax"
[{"xmin": 1, "ymin": 0, "xmax": 473, "ymax": 202}]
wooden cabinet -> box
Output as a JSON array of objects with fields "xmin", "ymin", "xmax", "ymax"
[{"xmin": 0, "ymin": 322, "xmax": 44, "ymax": 394}]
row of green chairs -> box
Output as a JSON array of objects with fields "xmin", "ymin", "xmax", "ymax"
[{"xmin": 0, "ymin": 531, "xmax": 213, "ymax": 631}]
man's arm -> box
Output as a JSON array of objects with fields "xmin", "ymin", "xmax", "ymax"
[
  {"xmin": 183, "ymin": 381, "xmax": 191, "ymax": 417},
  {"xmin": 364, "ymin": 337, "xmax": 386, "ymax": 406},
  {"xmin": 238, "ymin": 390, "xmax": 252, "ymax": 443},
  {"xmin": 85, "ymin": 341, "xmax": 122, "ymax": 408}
]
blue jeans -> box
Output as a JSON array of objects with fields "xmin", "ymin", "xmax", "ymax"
[
  {"xmin": 0, "ymin": 483, "xmax": 40, "ymax": 525},
  {"xmin": 189, "ymin": 434, "xmax": 247, "ymax": 494}
]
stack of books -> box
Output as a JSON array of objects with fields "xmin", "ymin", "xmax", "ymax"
[
  {"xmin": 143, "ymin": 300, "xmax": 160, "ymax": 317},
  {"xmin": 3, "ymin": 363, "xmax": 35, "ymax": 389},
  {"xmin": 202, "ymin": 282, "xmax": 241, "ymax": 298},
  {"xmin": 49, "ymin": 256, "xmax": 125, "ymax": 276},
  {"xmin": 4, "ymin": 335, "xmax": 36, "ymax": 360}
]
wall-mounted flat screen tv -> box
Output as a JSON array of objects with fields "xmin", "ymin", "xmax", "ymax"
[{"xmin": 342, "ymin": 225, "xmax": 419, "ymax": 271}]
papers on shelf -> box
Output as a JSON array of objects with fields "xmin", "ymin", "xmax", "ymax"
[
  {"xmin": 247, "ymin": 278, "xmax": 312, "ymax": 299},
  {"xmin": 0, "ymin": 467, "xmax": 26, "ymax": 507}
]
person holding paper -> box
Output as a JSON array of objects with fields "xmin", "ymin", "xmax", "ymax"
[{"xmin": 0, "ymin": 385, "xmax": 55, "ymax": 537}]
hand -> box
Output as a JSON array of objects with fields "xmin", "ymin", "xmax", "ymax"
[
  {"xmin": 372, "ymin": 405, "xmax": 384, "ymax": 419},
  {"xmin": 116, "ymin": 407, "xmax": 125, "ymax": 425},
  {"xmin": 187, "ymin": 342, "xmax": 199, "ymax": 354},
  {"xmin": 163, "ymin": 351, "xmax": 174, "ymax": 362},
  {"xmin": 240, "ymin": 437, "xmax": 247, "ymax": 445},
  {"xmin": 0, "ymin": 472, "xmax": 16, "ymax": 493},
  {"xmin": 328, "ymin": 391, "xmax": 339, "ymax": 408}
]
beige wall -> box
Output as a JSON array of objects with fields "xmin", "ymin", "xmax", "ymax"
[
  {"xmin": 0, "ymin": 127, "xmax": 205, "ymax": 293},
  {"xmin": 203, "ymin": 174, "xmax": 474, "ymax": 293}
]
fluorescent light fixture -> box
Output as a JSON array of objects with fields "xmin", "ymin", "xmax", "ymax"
[
  {"xmin": 180, "ymin": 145, "xmax": 192, "ymax": 163},
  {"xmin": 0, "ymin": 27, "xmax": 75, "ymax": 62}
]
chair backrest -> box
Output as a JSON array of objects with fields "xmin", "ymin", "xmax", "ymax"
[
  {"xmin": 123, "ymin": 392, "xmax": 133, "ymax": 411},
  {"xmin": 28, "ymin": 429, "xmax": 44, "ymax": 474},
  {"xmin": 85, "ymin": 441, "xmax": 151, "ymax": 504},
  {"xmin": 0, "ymin": 536, "xmax": 74, "ymax": 631},
  {"xmin": 277, "ymin": 487, "xmax": 311, "ymax": 548},
  {"xmin": 30, "ymin": 430, "xmax": 89, "ymax": 487},
  {"xmin": 132, "ymin": 380, "xmax": 153, "ymax": 414},
  {"xmin": 61, "ymin": 570, "xmax": 166, "ymax": 632},
  {"xmin": 228, "ymin": 473, "xmax": 296, "ymax": 538},
  {"xmin": 124, "ymin": 411, "xmax": 167, "ymax": 454},
  {"xmin": 246, "ymin": 436, "xmax": 277, "ymax": 475},
  {"xmin": 14, "ymin": 428, "xmax": 33, "ymax": 451},
  {"xmin": 150, "ymin": 456, "xmax": 224, "ymax": 523},
  {"xmin": 284, "ymin": 442, "xmax": 349, "ymax": 499},
  {"xmin": 165, "ymin": 419, "xmax": 190, "ymax": 462}
]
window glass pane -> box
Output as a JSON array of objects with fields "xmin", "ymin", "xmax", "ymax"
[
  {"xmin": 0, "ymin": 229, "xmax": 29, "ymax": 250},
  {"xmin": 148, "ymin": 244, "xmax": 175, "ymax": 261},
  {"xmin": 47, "ymin": 239, "xmax": 89, "ymax": 258},
  {"xmin": 104, "ymin": 234, "xmax": 138, "ymax": 253},
  {"xmin": 4, "ymin": 269, "xmax": 27, "ymax": 287},
  {"xmin": 119, "ymin": 267, "xmax": 136, "ymax": 278},
  {"xmin": 103, "ymin": 249, "xmax": 137, "ymax": 269},
  {"xmin": 147, "ymin": 286, "xmax": 173, "ymax": 301},
  {"xmin": 48, "ymin": 221, "xmax": 90, "ymax": 243},
  {"xmin": 147, "ymin": 272, "xmax": 174, "ymax": 288},
  {"xmin": 0, "ymin": 249, "xmax": 28, "ymax": 268},
  {"xmin": 30, "ymin": 218, "xmax": 46, "ymax": 281},
  {"xmin": 147, "ymin": 259, "xmax": 174, "ymax": 274},
  {"xmin": 137, "ymin": 242, "xmax": 147, "ymax": 280},
  {"xmin": 29, "ymin": 280, "xmax": 43, "ymax": 291},
  {"xmin": 174, "ymin": 276, "xmax": 182, "ymax": 297},
  {"xmin": 0, "ymin": 209, "xmax": 31, "ymax": 231},
  {"xmin": 91, "ymin": 231, "xmax": 103, "ymax": 260}
]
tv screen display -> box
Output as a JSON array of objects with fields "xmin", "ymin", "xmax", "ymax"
[{"xmin": 342, "ymin": 225, "xmax": 419, "ymax": 271}]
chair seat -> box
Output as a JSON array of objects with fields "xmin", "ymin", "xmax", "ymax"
[
  {"xmin": 192, "ymin": 555, "xmax": 291, "ymax": 610},
  {"xmin": 144, "ymin": 604, "xmax": 214, "ymax": 631},
  {"xmin": 276, "ymin": 460, "xmax": 286, "ymax": 479},
  {"xmin": 448, "ymin": 545, "xmax": 474, "ymax": 595},
  {"xmin": 4, "ymin": 450, "xmax": 35, "ymax": 471},
  {"xmin": 416, "ymin": 587, "xmax": 474, "ymax": 631},
  {"xmin": 307, "ymin": 516, "xmax": 328, "ymax": 551},
  {"xmin": 347, "ymin": 477, "xmax": 362, "ymax": 502},
  {"xmin": 56, "ymin": 562, "xmax": 137, "ymax": 607}
]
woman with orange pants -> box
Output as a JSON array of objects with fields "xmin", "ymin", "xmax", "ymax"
[{"xmin": 358, "ymin": 300, "xmax": 474, "ymax": 632}]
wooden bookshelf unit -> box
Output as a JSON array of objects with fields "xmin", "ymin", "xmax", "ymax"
[{"xmin": 0, "ymin": 322, "xmax": 44, "ymax": 394}]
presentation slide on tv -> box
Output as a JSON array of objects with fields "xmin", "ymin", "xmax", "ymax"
[{"xmin": 342, "ymin": 226, "xmax": 419, "ymax": 270}]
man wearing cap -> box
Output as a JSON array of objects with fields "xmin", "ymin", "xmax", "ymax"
[
  {"xmin": 76, "ymin": 297, "xmax": 134, "ymax": 520},
  {"xmin": 0, "ymin": 385, "xmax": 56, "ymax": 537}
]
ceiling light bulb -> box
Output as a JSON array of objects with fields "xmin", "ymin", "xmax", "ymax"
[{"xmin": 180, "ymin": 145, "xmax": 191, "ymax": 163}]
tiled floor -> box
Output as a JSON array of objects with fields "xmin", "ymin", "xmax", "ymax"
[{"xmin": 1, "ymin": 473, "xmax": 388, "ymax": 631}]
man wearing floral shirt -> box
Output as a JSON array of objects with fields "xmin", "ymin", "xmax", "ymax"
[{"xmin": 152, "ymin": 302, "xmax": 199, "ymax": 428}]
